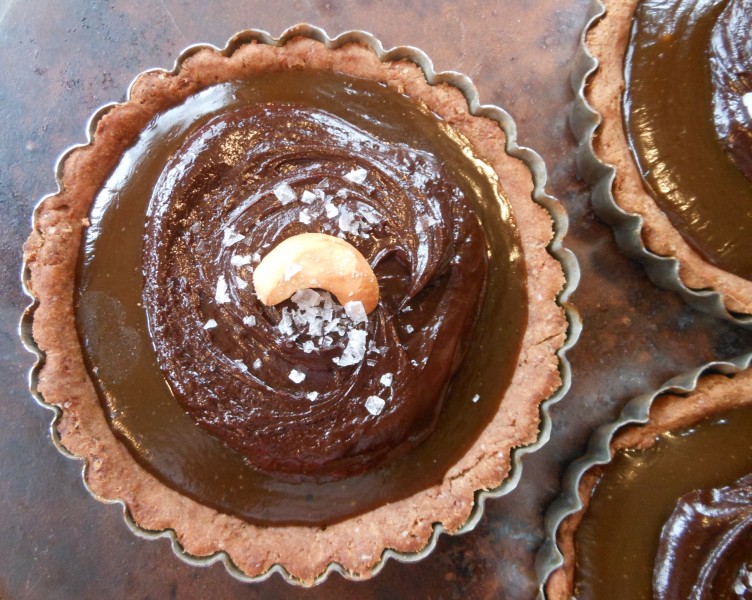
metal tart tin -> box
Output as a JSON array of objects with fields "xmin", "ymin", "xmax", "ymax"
[
  {"xmin": 570, "ymin": 0, "xmax": 752, "ymax": 328},
  {"xmin": 535, "ymin": 351, "xmax": 752, "ymax": 599},
  {"xmin": 21, "ymin": 25, "xmax": 581, "ymax": 586}
]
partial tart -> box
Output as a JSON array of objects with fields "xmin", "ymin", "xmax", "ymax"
[
  {"xmin": 23, "ymin": 29, "xmax": 572, "ymax": 584},
  {"xmin": 580, "ymin": 0, "xmax": 752, "ymax": 321},
  {"xmin": 543, "ymin": 356, "xmax": 752, "ymax": 600}
]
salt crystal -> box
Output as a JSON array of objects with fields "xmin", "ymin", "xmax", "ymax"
[
  {"xmin": 325, "ymin": 203, "xmax": 339, "ymax": 218},
  {"xmin": 234, "ymin": 275, "xmax": 248, "ymax": 290},
  {"xmin": 380, "ymin": 373, "xmax": 393, "ymax": 387},
  {"xmin": 300, "ymin": 190, "xmax": 316, "ymax": 204},
  {"xmin": 338, "ymin": 208, "xmax": 356, "ymax": 233},
  {"xmin": 253, "ymin": 358, "xmax": 262, "ymax": 369},
  {"xmin": 230, "ymin": 254, "xmax": 252, "ymax": 267},
  {"xmin": 203, "ymin": 319, "xmax": 218, "ymax": 329},
  {"xmin": 277, "ymin": 309, "xmax": 295, "ymax": 335},
  {"xmin": 215, "ymin": 276, "xmax": 230, "ymax": 304},
  {"xmin": 365, "ymin": 395, "xmax": 385, "ymax": 416},
  {"xmin": 336, "ymin": 189, "xmax": 349, "ymax": 199},
  {"xmin": 242, "ymin": 315, "xmax": 256, "ymax": 327},
  {"xmin": 321, "ymin": 335, "xmax": 333, "ymax": 346},
  {"xmin": 405, "ymin": 324, "xmax": 415, "ymax": 334},
  {"xmin": 306, "ymin": 391, "xmax": 319, "ymax": 401},
  {"xmin": 284, "ymin": 262, "xmax": 302, "ymax": 281},
  {"xmin": 744, "ymin": 92, "xmax": 752, "ymax": 119},
  {"xmin": 298, "ymin": 208, "xmax": 312, "ymax": 225},
  {"xmin": 273, "ymin": 182, "xmax": 296, "ymax": 205},
  {"xmin": 344, "ymin": 300, "xmax": 368, "ymax": 324},
  {"xmin": 344, "ymin": 167, "xmax": 368, "ymax": 184},
  {"xmin": 252, "ymin": 252, "xmax": 261, "ymax": 263},
  {"xmin": 222, "ymin": 227, "xmax": 245, "ymax": 247},
  {"xmin": 234, "ymin": 360, "xmax": 248, "ymax": 373},
  {"xmin": 333, "ymin": 329, "xmax": 368, "ymax": 366},
  {"xmin": 402, "ymin": 305, "xmax": 413, "ymax": 312},
  {"xmin": 291, "ymin": 289, "xmax": 321, "ymax": 309},
  {"xmin": 302, "ymin": 340, "xmax": 316, "ymax": 353},
  {"xmin": 471, "ymin": 394, "xmax": 480, "ymax": 403},
  {"xmin": 289, "ymin": 369, "xmax": 306, "ymax": 384}
]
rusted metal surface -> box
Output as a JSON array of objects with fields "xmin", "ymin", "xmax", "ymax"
[{"xmin": 1, "ymin": 1, "xmax": 751, "ymax": 598}]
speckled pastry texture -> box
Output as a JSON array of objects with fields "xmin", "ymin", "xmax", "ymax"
[
  {"xmin": 24, "ymin": 37, "xmax": 566, "ymax": 584},
  {"xmin": 587, "ymin": 0, "xmax": 752, "ymax": 315},
  {"xmin": 546, "ymin": 367, "xmax": 752, "ymax": 600}
]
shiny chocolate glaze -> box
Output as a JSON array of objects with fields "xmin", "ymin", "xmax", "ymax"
[
  {"xmin": 654, "ymin": 473, "xmax": 752, "ymax": 600},
  {"xmin": 143, "ymin": 98, "xmax": 487, "ymax": 480},
  {"xmin": 76, "ymin": 70, "xmax": 527, "ymax": 525},
  {"xmin": 573, "ymin": 403, "xmax": 752, "ymax": 600},
  {"xmin": 624, "ymin": 0, "xmax": 752, "ymax": 280}
]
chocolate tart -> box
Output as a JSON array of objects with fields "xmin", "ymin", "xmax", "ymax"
[
  {"xmin": 539, "ymin": 353, "xmax": 752, "ymax": 600},
  {"xmin": 573, "ymin": 0, "xmax": 752, "ymax": 324},
  {"xmin": 22, "ymin": 27, "xmax": 576, "ymax": 585}
]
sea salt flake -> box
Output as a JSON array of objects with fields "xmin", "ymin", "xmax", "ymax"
[
  {"xmin": 252, "ymin": 252, "xmax": 262, "ymax": 263},
  {"xmin": 365, "ymin": 395, "xmax": 385, "ymax": 416},
  {"xmin": 222, "ymin": 227, "xmax": 245, "ymax": 247},
  {"xmin": 744, "ymin": 92, "xmax": 752, "ymax": 119},
  {"xmin": 344, "ymin": 167, "xmax": 368, "ymax": 184},
  {"xmin": 289, "ymin": 369, "xmax": 306, "ymax": 384},
  {"xmin": 234, "ymin": 275, "xmax": 248, "ymax": 290},
  {"xmin": 333, "ymin": 329, "xmax": 368, "ymax": 366},
  {"xmin": 302, "ymin": 340, "xmax": 316, "ymax": 353},
  {"xmin": 230, "ymin": 254, "xmax": 252, "ymax": 267},
  {"xmin": 234, "ymin": 360, "xmax": 248, "ymax": 373},
  {"xmin": 306, "ymin": 391, "xmax": 319, "ymax": 401},
  {"xmin": 380, "ymin": 373, "xmax": 393, "ymax": 387},
  {"xmin": 300, "ymin": 190, "xmax": 317, "ymax": 204},
  {"xmin": 344, "ymin": 300, "xmax": 367, "ymax": 324},
  {"xmin": 401, "ymin": 305, "xmax": 413, "ymax": 312},
  {"xmin": 278, "ymin": 309, "xmax": 295, "ymax": 335},
  {"xmin": 298, "ymin": 208, "xmax": 312, "ymax": 225},
  {"xmin": 336, "ymin": 189, "xmax": 349, "ymax": 199},
  {"xmin": 215, "ymin": 276, "xmax": 230, "ymax": 304},
  {"xmin": 325, "ymin": 203, "xmax": 339, "ymax": 218},
  {"xmin": 291, "ymin": 289, "xmax": 321, "ymax": 309},
  {"xmin": 203, "ymin": 319, "xmax": 218, "ymax": 330},
  {"xmin": 471, "ymin": 394, "xmax": 481, "ymax": 403},
  {"xmin": 405, "ymin": 324, "xmax": 415, "ymax": 334},
  {"xmin": 273, "ymin": 182, "xmax": 296, "ymax": 205},
  {"xmin": 242, "ymin": 315, "xmax": 256, "ymax": 327},
  {"xmin": 253, "ymin": 358, "xmax": 262, "ymax": 369},
  {"xmin": 284, "ymin": 262, "xmax": 302, "ymax": 281}
]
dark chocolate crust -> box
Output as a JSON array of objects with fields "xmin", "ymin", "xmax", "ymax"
[{"xmin": 24, "ymin": 37, "xmax": 566, "ymax": 583}]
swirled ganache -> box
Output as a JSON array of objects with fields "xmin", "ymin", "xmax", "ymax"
[{"xmin": 142, "ymin": 86, "xmax": 489, "ymax": 481}]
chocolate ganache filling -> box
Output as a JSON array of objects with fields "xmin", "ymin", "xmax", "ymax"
[
  {"xmin": 76, "ymin": 70, "xmax": 527, "ymax": 525},
  {"xmin": 654, "ymin": 473, "xmax": 752, "ymax": 600},
  {"xmin": 143, "ymin": 101, "xmax": 487, "ymax": 480},
  {"xmin": 624, "ymin": 0, "xmax": 752, "ymax": 280}
]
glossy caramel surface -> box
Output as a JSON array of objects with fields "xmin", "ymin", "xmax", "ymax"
[
  {"xmin": 77, "ymin": 70, "xmax": 525, "ymax": 523},
  {"xmin": 624, "ymin": 0, "xmax": 752, "ymax": 279}
]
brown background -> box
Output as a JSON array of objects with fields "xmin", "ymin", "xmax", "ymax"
[{"xmin": 1, "ymin": 1, "xmax": 751, "ymax": 599}]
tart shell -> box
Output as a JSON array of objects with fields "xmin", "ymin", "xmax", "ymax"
[
  {"xmin": 538, "ymin": 353, "xmax": 752, "ymax": 599},
  {"xmin": 574, "ymin": 0, "xmax": 752, "ymax": 324},
  {"xmin": 23, "ymin": 27, "xmax": 576, "ymax": 585}
]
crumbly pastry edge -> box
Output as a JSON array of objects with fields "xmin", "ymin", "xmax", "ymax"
[
  {"xmin": 22, "ymin": 33, "xmax": 570, "ymax": 586},
  {"xmin": 585, "ymin": 0, "xmax": 752, "ymax": 317},
  {"xmin": 543, "ymin": 364, "xmax": 752, "ymax": 600}
]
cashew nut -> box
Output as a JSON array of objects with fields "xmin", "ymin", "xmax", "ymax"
[{"xmin": 252, "ymin": 233, "xmax": 379, "ymax": 313}]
